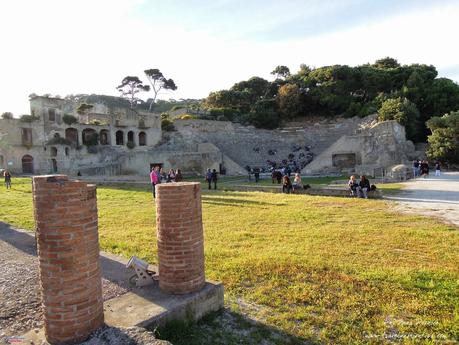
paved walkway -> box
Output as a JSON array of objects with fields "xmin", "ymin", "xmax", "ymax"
[{"xmin": 385, "ymin": 171, "xmax": 459, "ymax": 227}]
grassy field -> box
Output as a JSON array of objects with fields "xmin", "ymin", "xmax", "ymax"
[{"xmin": 0, "ymin": 178, "xmax": 458, "ymax": 344}]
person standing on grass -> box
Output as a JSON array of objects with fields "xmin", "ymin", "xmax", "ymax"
[
  {"xmin": 4, "ymin": 170, "xmax": 12, "ymax": 189},
  {"xmin": 175, "ymin": 169, "xmax": 183, "ymax": 182},
  {"xmin": 205, "ymin": 168, "xmax": 212, "ymax": 190},
  {"xmin": 150, "ymin": 166, "xmax": 160, "ymax": 198},
  {"xmin": 282, "ymin": 175, "xmax": 292, "ymax": 194},
  {"xmin": 211, "ymin": 169, "xmax": 218, "ymax": 190},
  {"xmin": 254, "ymin": 167, "xmax": 260, "ymax": 183},
  {"xmin": 435, "ymin": 161, "xmax": 441, "ymax": 177}
]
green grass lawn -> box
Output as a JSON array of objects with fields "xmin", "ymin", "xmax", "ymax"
[{"xmin": 1, "ymin": 178, "xmax": 458, "ymax": 344}]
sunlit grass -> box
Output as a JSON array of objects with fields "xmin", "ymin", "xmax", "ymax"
[{"xmin": 0, "ymin": 178, "xmax": 458, "ymax": 344}]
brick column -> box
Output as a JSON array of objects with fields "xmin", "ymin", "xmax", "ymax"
[
  {"xmin": 33, "ymin": 175, "xmax": 104, "ymax": 345},
  {"xmin": 155, "ymin": 182, "xmax": 205, "ymax": 294}
]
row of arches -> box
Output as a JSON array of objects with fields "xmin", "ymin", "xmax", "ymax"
[{"xmin": 64, "ymin": 128, "xmax": 147, "ymax": 147}]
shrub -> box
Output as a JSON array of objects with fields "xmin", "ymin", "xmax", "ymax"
[
  {"xmin": 179, "ymin": 114, "xmax": 196, "ymax": 120},
  {"xmin": 19, "ymin": 114, "xmax": 40, "ymax": 122},
  {"xmin": 426, "ymin": 111, "xmax": 459, "ymax": 163},
  {"xmin": 378, "ymin": 97, "xmax": 419, "ymax": 140},
  {"xmin": 63, "ymin": 114, "xmax": 78, "ymax": 125},
  {"xmin": 161, "ymin": 118, "xmax": 175, "ymax": 131},
  {"xmin": 244, "ymin": 111, "xmax": 280, "ymax": 129}
]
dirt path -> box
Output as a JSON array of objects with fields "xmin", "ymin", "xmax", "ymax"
[{"xmin": 385, "ymin": 171, "xmax": 459, "ymax": 227}]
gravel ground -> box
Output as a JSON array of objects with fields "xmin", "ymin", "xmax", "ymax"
[
  {"xmin": 0, "ymin": 225, "xmax": 130, "ymax": 339},
  {"xmin": 385, "ymin": 171, "xmax": 459, "ymax": 227}
]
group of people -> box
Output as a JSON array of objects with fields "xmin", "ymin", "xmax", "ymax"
[
  {"xmin": 412, "ymin": 160, "xmax": 441, "ymax": 178},
  {"xmin": 348, "ymin": 175, "xmax": 372, "ymax": 199},
  {"xmin": 282, "ymin": 173, "xmax": 308, "ymax": 194},
  {"xmin": 205, "ymin": 169, "xmax": 218, "ymax": 190},
  {"xmin": 149, "ymin": 166, "xmax": 183, "ymax": 198},
  {"xmin": 3, "ymin": 169, "xmax": 12, "ymax": 189}
]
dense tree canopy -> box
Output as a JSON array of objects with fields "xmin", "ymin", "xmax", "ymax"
[
  {"xmin": 426, "ymin": 111, "xmax": 459, "ymax": 163},
  {"xmin": 203, "ymin": 58, "xmax": 459, "ymax": 137}
]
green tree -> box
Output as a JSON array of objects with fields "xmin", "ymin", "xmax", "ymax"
[
  {"xmin": 373, "ymin": 57, "xmax": 400, "ymax": 69},
  {"xmin": 1, "ymin": 112, "xmax": 13, "ymax": 119},
  {"xmin": 426, "ymin": 111, "xmax": 459, "ymax": 163},
  {"xmin": 144, "ymin": 69, "xmax": 177, "ymax": 111},
  {"xmin": 271, "ymin": 65, "xmax": 290, "ymax": 79},
  {"xmin": 116, "ymin": 76, "xmax": 150, "ymax": 108},
  {"xmin": 277, "ymin": 84, "xmax": 301, "ymax": 118},
  {"xmin": 378, "ymin": 97, "xmax": 420, "ymax": 140}
]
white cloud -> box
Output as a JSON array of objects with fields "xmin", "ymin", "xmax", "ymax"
[{"xmin": 0, "ymin": 1, "xmax": 458, "ymax": 115}]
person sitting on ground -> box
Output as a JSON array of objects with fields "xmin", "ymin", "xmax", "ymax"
[
  {"xmin": 282, "ymin": 175, "xmax": 292, "ymax": 194},
  {"xmin": 205, "ymin": 168, "xmax": 212, "ymax": 190},
  {"xmin": 358, "ymin": 175, "xmax": 371, "ymax": 199},
  {"xmin": 348, "ymin": 175, "xmax": 359, "ymax": 197},
  {"xmin": 292, "ymin": 173, "xmax": 303, "ymax": 193},
  {"xmin": 175, "ymin": 169, "xmax": 183, "ymax": 182},
  {"xmin": 211, "ymin": 169, "xmax": 218, "ymax": 190},
  {"xmin": 4, "ymin": 170, "xmax": 12, "ymax": 190}
]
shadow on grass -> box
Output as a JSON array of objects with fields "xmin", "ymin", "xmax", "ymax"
[
  {"xmin": 202, "ymin": 196, "xmax": 285, "ymax": 207},
  {"xmin": 153, "ymin": 309, "xmax": 319, "ymax": 345}
]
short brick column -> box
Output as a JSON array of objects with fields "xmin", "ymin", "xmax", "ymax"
[
  {"xmin": 33, "ymin": 175, "xmax": 104, "ymax": 345},
  {"xmin": 155, "ymin": 182, "xmax": 205, "ymax": 294}
]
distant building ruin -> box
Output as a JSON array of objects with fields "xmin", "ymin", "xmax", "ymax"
[{"xmin": 0, "ymin": 94, "xmax": 422, "ymax": 177}]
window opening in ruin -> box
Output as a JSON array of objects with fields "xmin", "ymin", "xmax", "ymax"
[
  {"xmin": 116, "ymin": 130, "xmax": 124, "ymax": 145},
  {"xmin": 139, "ymin": 119, "xmax": 145, "ymax": 128},
  {"xmin": 0, "ymin": 155, "xmax": 4, "ymax": 167},
  {"xmin": 127, "ymin": 131, "xmax": 134, "ymax": 145},
  {"xmin": 50, "ymin": 147, "xmax": 57, "ymax": 157},
  {"xmin": 82, "ymin": 128, "xmax": 98, "ymax": 146},
  {"xmin": 139, "ymin": 132, "xmax": 146, "ymax": 146},
  {"xmin": 65, "ymin": 147, "xmax": 69, "ymax": 156},
  {"xmin": 100, "ymin": 130, "xmax": 109, "ymax": 145},
  {"xmin": 332, "ymin": 153, "xmax": 356, "ymax": 169},
  {"xmin": 65, "ymin": 128, "xmax": 78, "ymax": 145},
  {"xmin": 51, "ymin": 158, "xmax": 58, "ymax": 173},
  {"xmin": 48, "ymin": 109, "xmax": 56, "ymax": 122},
  {"xmin": 22, "ymin": 155, "xmax": 34, "ymax": 174},
  {"xmin": 21, "ymin": 128, "xmax": 33, "ymax": 146}
]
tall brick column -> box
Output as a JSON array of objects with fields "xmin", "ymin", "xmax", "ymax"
[
  {"xmin": 155, "ymin": 182, "xmax": 205, "ymax": 294},
  {"xmin": 33, "ymin": 175, "xmax": 104, "ymax": 345}
]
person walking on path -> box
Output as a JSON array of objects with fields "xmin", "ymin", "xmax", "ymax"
[
  {"xmin": 211, "ymin": 169, "xmax": 218, "ymax": 190},
  {"xmin": 435, "ymin": 161, "xmax": 441, "ymax": 177},
  {"xmin": 205, "ymin": 168, "xmax": 212, "ymax": 190},
  {"xmin": 413, "ymin": 160, "xmax": 419, "ymax": 178},
  {"xmin": 254, "ymin": 168, "xmax": 260, "ymax": 183},
  {"xmin": 150, "ymin": 166, "xmax": 160, "ymax": 198},
  {"xmin": 4, "ymin": 170, "xmax": 12, "ymax": 189}
]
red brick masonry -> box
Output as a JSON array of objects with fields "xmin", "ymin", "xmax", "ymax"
[
  {"xmin": 33, "ymin": 175, "xmax": 104, "ymax": 345},
  {"xmin": 155, "ymin": 182, "xmax": 205, "ymax": 294}
]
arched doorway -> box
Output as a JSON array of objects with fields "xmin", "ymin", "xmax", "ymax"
[
  {"xmin": 51, "ymin": 158, "xmax": 58, "ymax": 173},
  {"xmin": 116, "ymin": 130, "xmax": 124, "ymax": 145},
  {"xmin": 65, "ymin": 128, "xmax": 78, "ymax": 145},
  {"xmin": 22, "ymin": 155, "xmax": 34, "ymax": 174},
  {"xmin": 100, "ymin": 129, "xmax": 110, "ymax": 145},
  {"xmin": 138, "ymin": 132, "xmax": 146, "ymax": 146},
  {"xmin": 127, "ymin": 131, "xmax": 134, "ymax": 145}
]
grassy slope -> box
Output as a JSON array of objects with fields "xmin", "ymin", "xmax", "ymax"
[{"xmin": 0, "ymin": 178, "xmax": 458, "ymax": 344}]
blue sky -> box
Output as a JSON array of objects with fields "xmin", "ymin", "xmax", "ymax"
[{"xmin": 0, "ymin": 0, "xmax": 458, "ymax": 115}]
